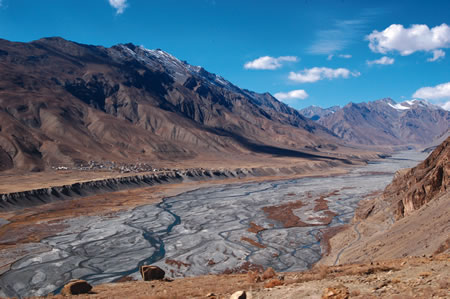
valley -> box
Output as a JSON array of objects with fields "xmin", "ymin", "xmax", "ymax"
[
  {"xmin": 0, "ymin": 151, "xmax": 427, "ymax": 297},
  {"xmin": 0, "ymin": 30, "xmax": 448, "ymax": 299}
]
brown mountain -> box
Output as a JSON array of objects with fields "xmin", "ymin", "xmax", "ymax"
[
  {"xmin": 316, "ymin": 98, "xmax": 449, "ymax": 147},
  {"xmin": 0, "ymin": 37, "xmax": 344, "ymax": 172}
]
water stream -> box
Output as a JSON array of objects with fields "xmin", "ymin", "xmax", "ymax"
[{"xmin": 0, "ymin": 151, "xmax": 428, "ymax": 297}]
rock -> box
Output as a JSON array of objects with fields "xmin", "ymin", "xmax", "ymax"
[
  {"xmin": 261, "ymin": 267, "xmax": 276, "ymax": 280},
  {"xmin": 230, "ymin": 290, "xmax": 252, "ymax": 299},
  {"xmin": 264, "ymin": 278, "xmax": 283, "ymax": 288},
  {"xmin": 140, "ymin": 265, "xmax": 165, "ymax": 281},
  {"xmin": 375, "ymin": 281, "xmax": 388, "ymax": 290},
  {"xmin": 60, "ymin": 279, "xmax": 92, "ymax": 295},
  {"xmin": 206, "ymin": 292, "xmax": 216, "ymax": 297},
  {"xmin": 321, "ymin": 284, "xmax": 349, "ymax": 299}
]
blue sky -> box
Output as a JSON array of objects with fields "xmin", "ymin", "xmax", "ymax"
[{"xmin": 0, "ymin": 0, "xmax": 449, "ymax": 110}]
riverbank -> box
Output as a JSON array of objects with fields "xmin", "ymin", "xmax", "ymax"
[{"xmin": 0, "ymin": 160, "xmax": 353, "ymax": 211}]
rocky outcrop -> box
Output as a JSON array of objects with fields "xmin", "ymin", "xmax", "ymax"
[{"xmin": 384, "ymin": 136, "xmax": 449, "ymax": 219}]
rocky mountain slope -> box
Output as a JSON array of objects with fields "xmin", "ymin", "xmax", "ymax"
[
  {"xmin": 0, "ymin": 37, "xmax": 341, "ymax": 172},
  {"xmin": 385, "ymin": 136, "xmax": 449, "ymax": 219},
  {"xmin": 322, "ymin": 136, "xmax": 449, "ymax": 265},
  {"xmin": 303, "ymin": 98, "xmax": 449, "ymax": 147},
  {"xmin": 298, "ymin": 105, "xmax": 340, "ymax": 121}
]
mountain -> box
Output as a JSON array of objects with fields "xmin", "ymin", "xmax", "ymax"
[
  {"xmin": 0, "ymin": 37, "xmax": 343, "ymax": 172},
  {"xmin": 322, "ymin": 136, "xmax": 449, "ymax": 265},
  {"xmin": 299, "ymin": 105, "xmax": 340, "ymax": 121},
  {"xmin": 385, "ymin": 136, "xmax": 449, "ymax": 219},
  {"xmin": 315, "ymin": 98, "xmax": 449, "ymax": 147}
]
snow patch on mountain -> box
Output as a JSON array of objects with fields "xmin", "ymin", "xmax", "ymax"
[
  {"xmin": 112, "ymin": 44, "xmax": 240, "ymax": 95},
  {"xmin": 388, "ymin": 102, "xmax": 411, "ymax": 110},
  {"xmin": 387, "ymin": 99, "xmax": 442, "ymax": 111}
]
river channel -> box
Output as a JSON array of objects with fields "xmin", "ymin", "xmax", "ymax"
[{"xmin": 0, "ymin": 151, "xmax": 428, "ymax": 297}]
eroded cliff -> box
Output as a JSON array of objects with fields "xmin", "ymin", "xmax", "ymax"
[{"xmin": 384, "ymin": 136, "xmax": 449, "ymax": 219}]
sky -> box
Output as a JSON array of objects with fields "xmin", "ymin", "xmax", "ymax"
[{"xmin": 0, "ymin": 0, "xmax": 449, "ymax": 110}]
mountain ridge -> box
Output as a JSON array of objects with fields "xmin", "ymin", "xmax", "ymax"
[
  {"xmin": 300, "ymin": 98, "xmax": 449, "ymax": 147},
  {"xmin": 0, "ymin": 37, "xmax": 344, "ymax": 172}
]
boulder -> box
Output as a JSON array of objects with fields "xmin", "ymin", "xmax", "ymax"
[
  {"xmin": 60, "ymin": 279, "xmax": 92, "ymax": 295},
  {"xmin": 261, "ymin": 267, "xmax": 276, "ymax": 280},
  {"xmin": 140, "ymin": 265, "xmax": 165, "ymax": 281},
  {"xmin": 321, "ymin": 284, "xmax": 349, "ymax": 299},
  {"xmin": 230, "ymin": 290, "xmax": 252, "ymax": 299}
]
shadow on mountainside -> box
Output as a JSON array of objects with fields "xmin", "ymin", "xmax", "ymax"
[{"xmin": 206, "ymin": 127, "xmax": 352, "ymax": 164}]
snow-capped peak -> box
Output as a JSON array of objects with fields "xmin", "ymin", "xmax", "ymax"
[
  {"xmin": 387, "ymin": 99, "xmax": 441, "ymax": 111},
  {"xmin": 112, "ymin": 44, "xmax": 237, "ymax": 92}
]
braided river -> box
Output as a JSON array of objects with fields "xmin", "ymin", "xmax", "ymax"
[{"xmin": 0, "ymin": 151, "xmax": 428, "ymax": 297}]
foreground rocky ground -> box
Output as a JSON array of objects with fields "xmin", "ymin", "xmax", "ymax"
[{"xmin": 33, "ymin": 254, "xmax": 449, "ymax": 298}]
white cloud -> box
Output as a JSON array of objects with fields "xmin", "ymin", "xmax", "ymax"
[
  {"xmin": 244, "ymin": 56, "xmax": 298, "ymax": 70},
  {"xmin": 288, "ymin": 67, "xmax": 360, "ymax": 83},
  {"xmin": 327, "ymin": 54, "xmax": 352, "ymax": 60},
  {"xmin": 367, "ymin": 23, "xmax": 450, "ymax": 56},
  {"xmin": 109, "ymin": 0, "xmax": 128, "ymax": 14},
  {"xmin": 427, "ymin": 49, "xmax": 445, "ymax": 62},
  {"xmin": 367, "ymin": 56, "xmax": 395, "ymax": 65},
  {"xmin": 413, "ymin": 82, "xmax": 450, "ymax": 110},
  {"xmin": 413, "ymin": 82, "xmax": 450, "ymax": 100},
  {"xmin": 274, "ymin": 90, "xmax": 309, "ymax": 101}
]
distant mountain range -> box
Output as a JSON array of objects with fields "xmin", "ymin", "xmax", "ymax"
[
  {"xmin": 297, "ymin": 105, "xmax": 340, "ymax": 121},
  {"xmin": 0, "ymin": 37, "xmax": 341, "ymax": 171},
  {"xmin": 300, "ymin": 98, "xmax": 449, "ymax": 147}
]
